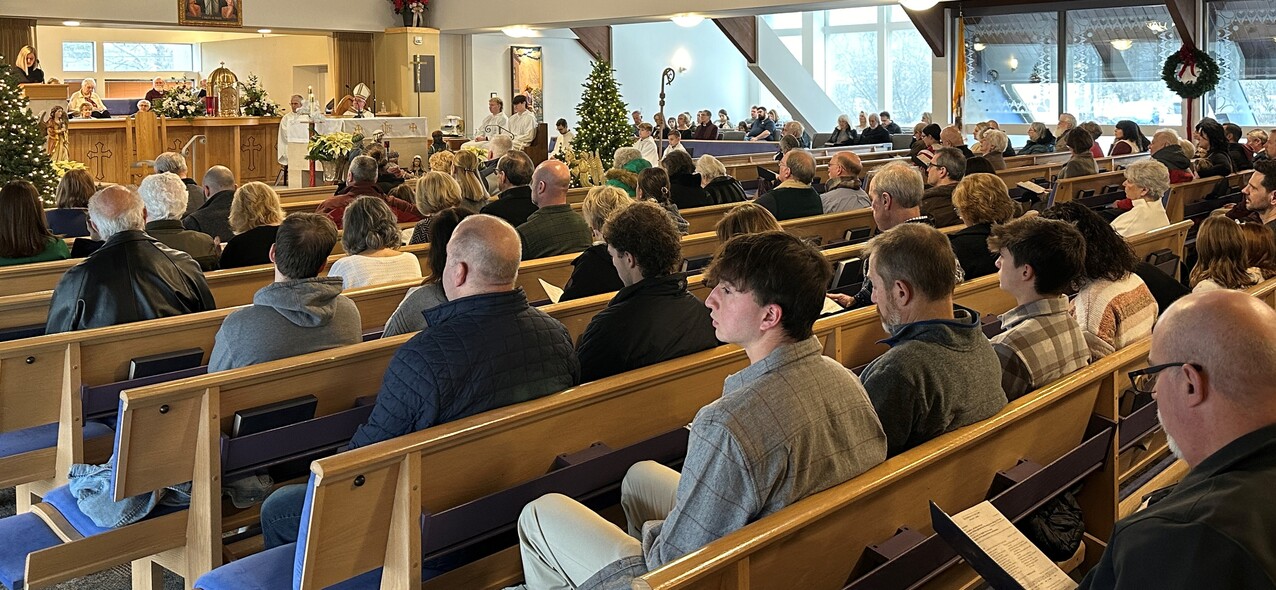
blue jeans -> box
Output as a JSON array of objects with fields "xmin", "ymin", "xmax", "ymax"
[
  {"xmin": 260, "ymin": 483, "xmax": 307, "ymax": 549},
  {"xmin": 68, "ymin": 456, "xmax": 191, "ymax": 529}
]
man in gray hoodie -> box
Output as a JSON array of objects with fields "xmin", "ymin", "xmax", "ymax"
[
  {"xmin": 859, "ymin": 223, "xmax": 1007, "ymax": 457},
  {"xmin": 209, "ymin": 213, "xmax": 363, "ymax": 371}
]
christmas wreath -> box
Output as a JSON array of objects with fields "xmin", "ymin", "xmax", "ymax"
[{"xmin": 1161, "ymin": 44, "xmax": 1219, "ymax": 99}]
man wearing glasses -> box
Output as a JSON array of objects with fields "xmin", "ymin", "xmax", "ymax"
[
  {"xmin": 1080, "ymin": 290, "xmax": 1276, "ymax": 588},
  {"xmin": 921, "ymin": 147, "xmax": 965, "ymax": 227}
]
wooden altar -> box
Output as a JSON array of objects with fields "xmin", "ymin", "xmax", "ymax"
[{"xmin": 66, "ymin": 116, "xmax": 282, "ymax": 186}]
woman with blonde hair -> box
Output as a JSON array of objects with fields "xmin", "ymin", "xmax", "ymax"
[
  {"xmin": 220, "ymin": 181, "xmax": 286, "ymax": 268},
  {"xmin": 329, "ymin": 196, "xmax": 422, "ymax": 290},
  {"xmin": 976, "ymin": 129, "xmax": 1009, "ymax": 170},
  {"xmin": 451, "ymin": 150, "xmax": 489, "ymax": 213},
  {"xmin": 409, "ymin": 171, "xmax": 462, "ymax": 244},
  {"xmin": 1191, "ymin": 216, "xmax": 1260, "ymax": 292},
  {"xmin": 714, "ymin": 202, "xmax": 781, "ymax": 242},
  {"xmin": 13, "ymin": 46, "xmax": 44, "ymax": 84},
  {"xmin": 950, "ymin": 173, "xmax": 1019, "ymax": 278},
  {"xmin": 561, "ymin": 185, "xmax": 634, "ymax": 301}
]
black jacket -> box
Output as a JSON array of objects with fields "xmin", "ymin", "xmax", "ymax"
[
  {"xmin": 755, "ymin": 185, "xmax": 823, "ymax": 221},
  {"xmin": 857, "ymin": 126, "xmax": 892, "ymax": 146},
  {"xmin": 561, "ymin": 243, "xmax": 624, "ymax": 302},
  {"xmin": 576, "ymin": 274, "xmax": 719, "ymax": 382},
  {"xmin": 349, "ymin": 289, "xmax": 578, "ymax": 448},
  {"xmin": 1151, "ymin": 145, "xmax": 1191, "ymax": 173},
  {"xmin": 46, "ymin": 230, "xmax": 215, "ymax": 334},
  {"xmin": 827, "ymin": 127, "xmax": 857, "ymax": 147},
  {"xmin": 920, "ymin": 183, "xmax": 962, "ymax": 228},
  {"xmin": 145, "ymin": 219, "xmax": 220, "ymax": 271},
  {"xmin": 183, "ymin": 189, "xmax": 235, "ymax": 241},
  {"xmin": 669, "ymin": 172, "xmax": 713, "ymax": 210},
  {"xmin": 480, "ymin": 185, "xmax": 538, "ymax": 228},
  {"xmin": 949, "ymin": 224, "xmax": 997, "ymax": 280},
  {"xmin": 1228, "ymin": 143, "xmax": 1254, "ymax": 172},
  {"xmin": 704, "ymin": 176, "xmax": 748, "ymax": 205},
  {"xmin": 1079, "ymin": 424, "xmax": 1276, "ymax": 590}
]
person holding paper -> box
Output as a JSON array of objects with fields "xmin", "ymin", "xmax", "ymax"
[
  {"xmin": 513, "ymin": 231, "xmax": 886, "ymax": 589},
  {"xmin": 559, "ymin": 186, "xmax": 631, "ymax": 302},
  {"xmin": 1080, "ymin": 290, "xmax": 1276, "ymax": 589},
  {"xmin": 574, "ymin": 202, "xmax": 719, "ymax": 382}
]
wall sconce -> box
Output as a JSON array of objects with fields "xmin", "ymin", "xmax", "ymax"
[
  {"xmin": 671, "ymin": 48, "xmax": 692, "ymax": 74},
  {"xmin": 1110, "ymin": 39, "xmax": 1133, "ymax": 51},
  {"xmin": 1146, "ymin": 21, "xmax": 1167, "ymax": 33},
  {"xmin": 1008, "ymin": 56, "xmax": 1018, "ymax": 71}
]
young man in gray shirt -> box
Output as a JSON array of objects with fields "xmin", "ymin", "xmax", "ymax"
[{"xmin": 513, "ymin": 231, "xmax": 887, "ymax": 589}]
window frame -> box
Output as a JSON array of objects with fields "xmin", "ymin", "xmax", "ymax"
[
  {"xmin": 101, "ymin": 42, "xmax": 198, "ymax": 73},
  {"xmin": 61, "ymin": 41, "xmax": 96, "ymax": 73}
]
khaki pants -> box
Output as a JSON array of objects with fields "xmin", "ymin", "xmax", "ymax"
[{"xmin": 516, "ymin": 461, "xmax": 680, "ymax": 589}]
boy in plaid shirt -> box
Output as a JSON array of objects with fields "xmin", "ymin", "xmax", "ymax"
[{"xmin": 988, "ymin": 217, "xmax": 1092, "ymax": 400}]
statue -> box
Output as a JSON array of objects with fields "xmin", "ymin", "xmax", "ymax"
[{"xmin": 42, "ymin": 106, "xmax": 70, "ymax": 162}]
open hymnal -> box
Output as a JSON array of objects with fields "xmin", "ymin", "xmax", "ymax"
[
  {"xmin": 821, "ymin": 297, "xmax": 844, "ymax": 316},
  {"xmin": 539, "ymin": 279, "xmax": 564, "ymax": 304},
  {"xmin": 930, "ymin": 501, "xmax": 1076, "ymax": 590},
  {"xmin": 916, "ymin": 151, "xmax": 934, "ymax": 166},
  {"xmin": 1017, "ymin": 181, "xmax": 1050, "ymax": 195}
]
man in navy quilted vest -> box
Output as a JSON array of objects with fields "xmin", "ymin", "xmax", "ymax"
[{"xmin": 258, "ymin": 213, "xmax": 580, "ymax": 548}]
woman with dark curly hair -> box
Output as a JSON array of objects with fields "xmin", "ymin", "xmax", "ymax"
[{"xmin": 1042, "ymin": 201, "xmax": 1157, "ymax": 358}]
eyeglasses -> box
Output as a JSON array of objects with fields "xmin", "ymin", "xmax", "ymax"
[{"xmin": 1127, "ymin": 362, "xmax": 1201, "ymax": 394}]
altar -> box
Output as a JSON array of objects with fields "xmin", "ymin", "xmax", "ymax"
[{"xmin": 286, "ymin": 116, "xmax": 430, "ymax": 187}]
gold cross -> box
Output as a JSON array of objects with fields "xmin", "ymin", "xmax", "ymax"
[
  {"xmin": 381, "ymin": 121, "xmax": 395, "ymax": 135},
  {"xmin": 353, "ymin": 123, "xmax": 365, "ymax": 136},
  {"xmin": 407, "ymin": 123, "xmax": 419, "ymax": 134}
]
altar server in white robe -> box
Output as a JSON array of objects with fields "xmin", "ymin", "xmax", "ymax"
[{"xmin": 507, "ymin": 94, "xmax": 538, "ymax": 151}]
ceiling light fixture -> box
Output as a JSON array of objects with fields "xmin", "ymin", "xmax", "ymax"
[
  {"xmin": 62, "ymin": 20, "xmax": 81, "ymax": 26},
  {"xmin": 1110, "ymin": 38, "xmax": 1134, "ymax": 51},
  {"xmin": 670, "ymin": 14, "xmax": 704, "ymax": 28},
  {"xmin": 973, "ymin": 42, "xmax": 986, "ymax": 52},
  {"xmin": 898, "ymin": 0, "xmax": 941, "ymax": 11},
  {"xmin": 501, "ymin": 26, "xmax": 537, "ymax": 38},
  {"xmin": 257, "ymin": 28, "xmax": 272, "ymax": 34},
  {"xmin": 1146, "ymin": 21, "xmax": 1167, "ymax": 33}
]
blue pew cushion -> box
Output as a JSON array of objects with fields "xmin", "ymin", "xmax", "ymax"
[
  {"xmin": 0, "ymin": 512, "xmax": 64, "ymax": 590},
  {"xmin": 194, "ymin": 543, "xmax": 382, "ymax": 590},
  {"xmin": 43, "ymin": 484, "xmax": 185, "ymax": 537},
  {"xmin": 0, "ymin": 421, "xmax": 114, "ymax": 459}
]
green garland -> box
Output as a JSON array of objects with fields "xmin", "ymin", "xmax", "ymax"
[{"xmin": 1161, "ymin": 44, "xmax": 1219, "ymax": 99}]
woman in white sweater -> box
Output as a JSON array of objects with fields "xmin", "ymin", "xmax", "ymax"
[
  {"xmin": 1044, "ymin": 202, "xmax": 1158, "ymax": 359},
  {"xmin": 1111, "ymin": 160, "xmax": 1172, "ymax": 237},
  {"xmin": 329, "ymin": 196, "xmax": 422, "ymax": 290}
]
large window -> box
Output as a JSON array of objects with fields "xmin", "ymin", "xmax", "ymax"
[
  {"xmin": 964, "ymin": 5, "xmax": 1184, "ymax": 127},
  {"xmin": 1206, "ymin": 0, "xmax": 1276, "ymax": 126},
  {"xmin": 103, "ymin": 43, "xmax": 196, "ymax": 72},
  {"xmin": 62, "ymin": 42, "xmax": 94, "ymax": 72}
]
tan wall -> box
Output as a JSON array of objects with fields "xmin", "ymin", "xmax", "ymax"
[
  {"xmin": 373, "ymin": 27, "xmax": 440, "ymax": 127},
  {"xmin": 36, "ymin": 25, "xmax": 255, "ymax": 88},
  {"xmin": 201, "ymin": 35, "xmax": 333, "ymax": 111}
]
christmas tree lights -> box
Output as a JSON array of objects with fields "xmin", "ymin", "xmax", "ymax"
[
  {"xmin": 0, "ymin": 59, "xmax": 59, "ymax": 205},
  {"xmin": 572, "ymin": 61, "xmax": 633, "ymax": 170}
]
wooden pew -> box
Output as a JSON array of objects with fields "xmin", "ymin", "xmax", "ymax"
[
  {"xmin": 1165, "ymin": 171, "xmax": 1251, "ymax": 223},
  {"xmin": 1051, "ymin": 171, "xmax": 1127, "ymax": 206}
]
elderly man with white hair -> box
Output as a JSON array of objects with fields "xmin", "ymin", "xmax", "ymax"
[
  {"xmin": 68, "ymin": 77, "xmax": 109, "ymax": 117},
  {"xmin": 140, "ymin": 172, "xmax": 220, "ymax": 270},
  {"xmin": 46, "ymin": 185, "xmax": 215, "ymax": 333},
  {"xmin": 1055, "ymin": 113, "xmax": 1078, "ymax": 152},
  {"xmin": 154, "ymin": 151, "xmax": 206, "ymax": 214}
]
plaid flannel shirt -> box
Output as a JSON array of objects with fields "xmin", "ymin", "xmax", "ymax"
[{"xmin": 991, "ymin": 296, "xmax": 1091, "ymax": 401}]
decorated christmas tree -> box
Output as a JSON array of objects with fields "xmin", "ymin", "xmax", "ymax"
[
  {"xmin": 572, "ymin": 61, "xmax": 632, "ymax": 170},
  {"xmin": 0, "ymin": 59, "xmax": 59, "ymax": 204}
]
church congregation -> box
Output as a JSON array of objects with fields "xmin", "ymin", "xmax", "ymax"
[{"xmin": 2, "ymin": 1, "xmax": 1276, "ymax": 589}]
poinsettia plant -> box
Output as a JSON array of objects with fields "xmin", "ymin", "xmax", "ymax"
[{"xmin": 389, "ymin": 0, "xmax": 428, "ymax": 14}]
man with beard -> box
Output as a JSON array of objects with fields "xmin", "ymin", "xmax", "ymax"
[
  {"xmin": 1079, "ymin": 291, "xmax": 1276, "ymax": 588},
  {"xmin": 746, "ymin": 105, "xmax": 776, "ymax": 142},
  {"xmin": 857, "ymin": 223, "xmax": 1006, "ymax": 456}
]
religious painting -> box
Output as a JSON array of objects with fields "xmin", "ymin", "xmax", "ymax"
[
  {"xmin": 178, "ymin": 0, "xmax": 243, "ymax": 28},
  {"xmin": 511, "ymin": 46, "xmax": 543, "ymax": 123}
]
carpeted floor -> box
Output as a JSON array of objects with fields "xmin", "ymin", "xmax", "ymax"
[{"xmin": 0, "ymin": 487, "xmax": 185, "ymax": 590}]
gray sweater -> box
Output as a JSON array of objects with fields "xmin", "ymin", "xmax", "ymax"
[
  {"xmin": 209, "ymin": 277, "xmax": 363, "ymax": 372},
  {"xmin": 860, "ymin": 306, "xmax": 1008, "ymax": 456},
  {"xmin": 381, "ymin": 281, "xmax": 448, "ymax": 338}
]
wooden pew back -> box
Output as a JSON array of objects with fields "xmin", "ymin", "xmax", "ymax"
[{"xmin": 1164, "ymin": 171, "xmax": 1251, "ymax": 223}]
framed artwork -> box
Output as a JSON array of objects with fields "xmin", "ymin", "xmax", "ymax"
[
  {"xmin": 511, "ymin": 45, "xmax": 543, "ymax": 123},
  {"xmin": 179, "ymin": 0, "xmax": 243, "ymax": 28}
]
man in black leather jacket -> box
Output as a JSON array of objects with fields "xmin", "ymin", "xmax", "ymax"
[{"xmin": 46, "ymin": 185, "xmax": 215, "ymax": 334}]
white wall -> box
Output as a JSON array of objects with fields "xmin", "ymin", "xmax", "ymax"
[
  {"xmin": 14, "ymin": 0, "xmax": 397, "ymax": 32},
  {"xmin": 36, "ymin": 25, "xmax": 256, "ymax": 83},
  {"xmin": 464, "ymin": 23, "xmax": 754, "ymax": 136}
]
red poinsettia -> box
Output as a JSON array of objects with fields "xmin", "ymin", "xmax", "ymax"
[{"xmin": 390, "ymin": 0, "xmax": 428, "ymax": 14}]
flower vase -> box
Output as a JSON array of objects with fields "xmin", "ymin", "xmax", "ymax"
[
  {"xmin": 401, "ymin": 10, "xmax": 413, "ymax": 27},
  {"xmin": 320, "ymin": 160, "xmax": 337, "ymax": 182}
]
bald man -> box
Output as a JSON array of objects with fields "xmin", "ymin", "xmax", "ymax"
[
  {"xmin": 184, "ymin": 165, "xmax": 238, "ymax": 241},
  {"xmin": 940, "ymin": 125, "xmax": 974, "ymax": 159},
  {"xmin": 47, "ymin": 185, "xmax": 215, "ymax": 333},
  {"xmin": 1080, "ymin": 291, "xmax": 1276, "ymax": 588},
  {"xmin": 822, "ymin": 151, "xmax": 871, "ymax": 213},
  {"xmin": 258, "ymin": 214, "xmax": 580, "ymax": 549},
  {"xmin": 755, "ymin": 148, "xmax": 823, "ymax": 221},
  {"xmin": 516, "ymin": 159, "xmax": 593, "ymax": 260}
]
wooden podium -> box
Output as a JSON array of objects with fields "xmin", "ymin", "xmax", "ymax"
[{"xmin": 20, "ymin": 83, "xmax": 74, "ymax": 117}]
